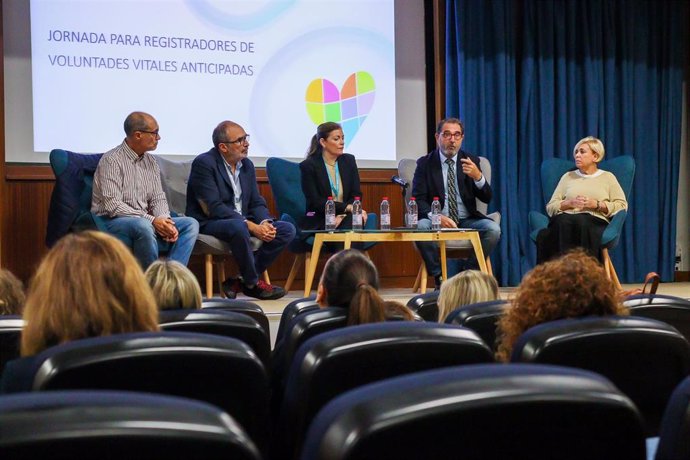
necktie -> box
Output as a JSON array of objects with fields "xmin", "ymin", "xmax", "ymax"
[{"xmin": 445, "ymin": 158, "xmax": 459, "ymax": 223}]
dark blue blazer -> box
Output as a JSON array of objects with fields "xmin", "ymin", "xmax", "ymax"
[
  {"xmin": 186, "ymin": 148, "xmax": 271, "ymax": 227},
  {"xmin": 411, "ymin": 149, "xmax": 492, "ymax": 220},
  {"xmin": 300, "ymin": 153, "xmax": 362, "ymax": 231}
]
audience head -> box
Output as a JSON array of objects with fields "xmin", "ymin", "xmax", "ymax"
[
  {"xmin": 123, "ymin": 111, "xmax": 160, "ymax": 156},
  {"xmin": 21, "ymin": 231, "xmax": 159, "ymax": 356},
  {"xmin": 145, "ymin": 260, "xmax": 202, "ymax": 310},
  {"xmin": 0, "ymin": 268, "xmax": 25, "ymax": 315},
  {"xmin": 307, "ymin": 121, "xmax": 344, "ymax": 157},
  {"xmin": 437, "ymin": 270, "xmax": 499, "ymax": 322},
  {"xmin": 573, "ymin": 136, "xmax": 605, "ymax": 163},
  {"xmin": 317, "ymin": 249, "xmax": 414, "ymax": 325},
  {"xmin": 495, "ymin": 249, "xmax": 626, "ymax": 362}
]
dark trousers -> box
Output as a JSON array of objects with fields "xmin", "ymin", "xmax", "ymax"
[
  {"xmin": 536, "ymin": 213, "xmax": 607, "ymax": 264},
  {"xmin": 201, "ymin": 219, "xmax": 295, "ymax": 285}
]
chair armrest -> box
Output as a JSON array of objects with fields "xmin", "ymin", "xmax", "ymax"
[
  {"xmin": 487, "ymin": 212, "xmax": 501, "ymax": 226},
  {"xmin": 528, "ymin": 211, "xmax": 549, "ymax": 242},
  {"xmin": 601, "ymin": 210, "xmax": 626, "ymax": 248}
]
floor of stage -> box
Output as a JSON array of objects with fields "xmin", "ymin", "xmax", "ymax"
[{"xmin": 236, "ymin": 282, "xmax": 690, "ymax": 349}]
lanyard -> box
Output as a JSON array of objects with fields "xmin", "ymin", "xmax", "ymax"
[{"xmin": 324, "ymin": 158, "xmax": 340, "ymax": 198}]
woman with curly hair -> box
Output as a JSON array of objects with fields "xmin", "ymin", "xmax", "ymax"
[{"xmin": 495, "ymin": 249, "xmax": 627, "ymax": 362}]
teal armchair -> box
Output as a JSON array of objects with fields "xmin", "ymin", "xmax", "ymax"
[{"xmin": 528, "ymin": 155, "xmax": 635, "ymax": 289}]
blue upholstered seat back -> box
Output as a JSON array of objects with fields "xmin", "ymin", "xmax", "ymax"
[
  {"xmin": 46, "ymin": 149, "xmax": 103, "ymax": 247},
  {"xmin": 265, "ymin": 157, "xmax": 306, "ymax": 225}
]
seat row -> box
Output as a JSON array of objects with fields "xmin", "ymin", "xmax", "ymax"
[
  {"xmin": 2, "ymin": 293, "xmax": 690, "ymax": 455},
  {"xmin": 4, "ymin": 364, "xmax": 690, "ymax": 459}
]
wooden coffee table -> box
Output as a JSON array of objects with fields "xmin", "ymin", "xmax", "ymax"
[{"xmin": 302, "ymin": 228, "xmax": 487, "ymax": 296}]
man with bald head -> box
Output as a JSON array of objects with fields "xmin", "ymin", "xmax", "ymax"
[
  {"xmin": 92, "ymin": 111, "xmax": 199, "ymax": 268},
  {"xmin": 186, "ymin": 120, "xmax": 295, "ymax": 300}
]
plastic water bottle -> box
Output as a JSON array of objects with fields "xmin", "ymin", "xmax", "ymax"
[
  {"xmin": 380, "ymin": 197, "xmax": 391, "ymax": 230},
  {"xmin": 431, "ymin": 196, "xmax": 442, "ymax": 230},
  {"xmin": 325, "ymin": 196, "xmax": 336, "ymax": 231},
  {"xmin": 352, "ymin": 196, "xmax": 363, "ymax": 230},
  {"xmin": 407, "ymin": 197, "xmax": 418, "ymax": 228}
]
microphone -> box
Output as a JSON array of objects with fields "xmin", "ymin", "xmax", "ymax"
[{"xmin": 391, "ymin": 175, "xmax": 408, "ymax": 188}]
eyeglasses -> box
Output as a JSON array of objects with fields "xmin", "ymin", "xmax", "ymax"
[
  {"xmin": 139, "ymin": 130, "xmax": 160, "ymax": 137},
  {"xmin": 440, "ymin": 131, "xmax": 463, "ymax": 140},
  {"xmin": 222, "ymin": 134, "xmax": 250, "ymax": 145}
]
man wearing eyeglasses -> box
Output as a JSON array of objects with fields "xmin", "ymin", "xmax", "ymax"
[
  {"xmin": 92, "ymin": 111, "xmax": 200, "ymax": 269},
  {"xmin": 412, "ymin": 117, "xmax": 501, "ymax": 289},
  {"xmin": 186, "ymin": 120, "xmax": 296, "ymax": 300}
]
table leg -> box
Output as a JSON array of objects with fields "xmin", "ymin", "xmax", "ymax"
[
  {"xmin": 440, "ymin": 240, "xmax": 448, "ymax": 281},
  {"xmin": 469, "ymin": 233, "xmax": 488, "ymax": 273},
  {"xmin": 343, "ymin": 233, "xmax": 352, "ymax": 250},
  {"xmin": 304, "ymin": 235, "xmax": 325, "ymax": 297}
]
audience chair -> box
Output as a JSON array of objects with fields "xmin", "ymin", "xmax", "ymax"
[
  {"xmin": 275, "ymin": 296, "xmax": 319, "ymax": 345},
  {"xmin": 270, "ymin": 307, "xmax": 348, "ymax": 414},
  {"xmin": 511, "ymin": 316, "xmax": 690, "ymax": 436},
  {"xmin": 0, "ymin": 390, "xmax": 261, "ymax": 460},
  {"xmin": 155, "ymin": 156, "xmax": 269, "ymax": 298},
  {"xmin": 528, "ymin": 155, "xmax": 635, "ymax": 290},
  {"xmin": 405, "ymin": 290, "xmax": 440, "ymax": 321},
  {"xmin": 274, "ymin": 322, "xmax": 493, "ymax": 460},
  {"xmin": 1, "ymin": 331, "xmax": 270, "ymax": 453},
  {"xmin": 0, "ymin": 315, "xmax": 23, "ymax": 375},
  {"xmin": 159, "ymin": 309, "xmax": 270, "ymax": 367},
  {"xmin": 265, "ymin": 157, "xmax": 377, "ymax": 293},
  {"xmin": 444, "ymin": 299, "xmax": 510, "ymax": 351},
  {"xmin": 201, "ymin": 297, "xmax": 270, "ymax": 338},
  {"xmin": 654, "ymin": 375, "xmax": 690, "ymax": 460},
  {"xmin": 624, "ymin": 294, "xmax": 690, "ymax": 344},
  {"xmin": 301, "ymin": 364, "xmax": 646, "ymax": 460},
  {"xmin": 397, "ymin": 157, "xmax": 499, "ymax": 293}
]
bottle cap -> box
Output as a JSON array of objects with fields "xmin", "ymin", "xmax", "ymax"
[
  {"xmin": 433, "ymin": 196, "xmax": 439, "ymax": 200},
  {"xmin": 327, "ymin": 196, "xmax": 333, "ymax": 200},
  {"xmin": 355, "ymin": 196, "xmax": 361, "ymax": 200},
  {"xmin": 382, "ymin": 197, "xmax": 388, "ymax": 200},
  {"xmin": 410, "ymin": 197, "xmax": 416, "ymax": 200}
]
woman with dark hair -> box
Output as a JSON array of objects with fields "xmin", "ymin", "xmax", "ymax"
[
  {"xmin": 495, "ymin": 249, "xmax": 627, "ymax": 362},
  {"xmin": 317, "ymin": 249, "xmax": 414, "ymax": 325},
  {"xmin": 300, "ymin": 122, "xmax": 368, "ymax": 230}
]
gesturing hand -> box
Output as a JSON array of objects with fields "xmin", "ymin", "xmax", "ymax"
[{"xmin": 460, "ymin": 157, "xmax": 482, "ymax": 181}]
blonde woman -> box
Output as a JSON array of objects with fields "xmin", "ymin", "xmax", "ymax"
[
  {"xmin": 145, "ymin": 260, "xmax": 202, "ymax": 310},
  {"xmin": 437, "ymin": 270, "xmax": 499, "ymax": 323},
  {"xmin": 1, "ymin": 231, "xmax": 160, "ymax": 393},
  {"xmin": 0, "ymin": 268, "xmax": 25, "ymax": 315},
  {"xmin": 536, "ymin": 136, "xmax": 627, "ymax": 263},
  {"xmin": 19, "ymin": 231, "xmax": 159, "ymax": 357}
]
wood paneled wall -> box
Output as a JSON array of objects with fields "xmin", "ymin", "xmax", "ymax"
[{"xmin": 1, "ymin": 164, "xmax": 426, "ymax": 290}]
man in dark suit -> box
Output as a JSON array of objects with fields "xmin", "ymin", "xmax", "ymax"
[
  {"xmin": 187, "ymin": 120, "xmax": 295, "ymax": 300},
  {"xmin": 412, "ymin": 117, "xmax": 501, "ymax": 289}
]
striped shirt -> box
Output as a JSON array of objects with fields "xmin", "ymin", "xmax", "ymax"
[{"xmin": 91, "ymin": 140, "xmax": 170, "ymax": 222}]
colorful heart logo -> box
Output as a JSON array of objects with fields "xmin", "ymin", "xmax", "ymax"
[{"xmin": 305, "ymin": 71, "xmax": 376, "ymax": 147}]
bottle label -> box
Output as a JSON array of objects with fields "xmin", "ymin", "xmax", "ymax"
[
  {"xmin": 408, "ymin": 214, "xmax": 418, "ymax": 227},
  {"xmin": 353, "ymin": 214, "xmax": 363, "ymax": 226},
  {"xmin": 380, "ymin": 214, "xmax": 390, "ymax": 227},
  {"xmin": 325, "ymin": 214, "xmax": 336, "ymax": 228}
]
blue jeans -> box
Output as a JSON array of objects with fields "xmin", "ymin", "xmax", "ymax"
[
  {"xmin": 103, "ymin": 216, "xmax": 199, "ymax": 269},
  {"xmin": 415, "ymin": 216, "xmax": 501, "ymax": 277},
  {"xmin": 201, "ymin": 219, "xmax": 296, "ymax": 285}
]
